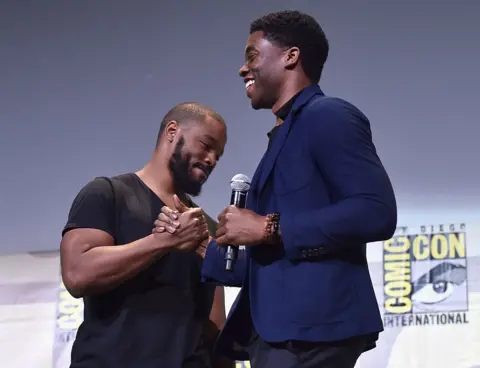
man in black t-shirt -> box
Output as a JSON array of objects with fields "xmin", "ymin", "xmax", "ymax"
[{"xmin": 60, "ymin": 102, "xmax": 231, "ymax": 368}]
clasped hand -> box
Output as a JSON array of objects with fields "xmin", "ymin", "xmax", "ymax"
[
  {"xmin": 152, "ymin": 195, "xmax": 209, "ymax": 256},
  {"xmin": 154, "ymin": 196, "xmax": 266, "ymax": 247}
]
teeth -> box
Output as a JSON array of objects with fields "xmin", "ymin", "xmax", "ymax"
[{"xmin": 245, "ymin": 80, "xmax": 255, "ymax": 89}]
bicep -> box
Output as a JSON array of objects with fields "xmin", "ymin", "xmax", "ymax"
[
  {"xmin": 60, "ymin": 178, "xmax": 116, "ymax": 270},
  {"xmin": 61, "ymin": 228, "xmax": 114, "ymax": 265}
]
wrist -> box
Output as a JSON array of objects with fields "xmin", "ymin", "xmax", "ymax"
[
  {"xmin": 198, "ymin": 236, "xmax": 212, "ymax": 259},
  {"xmin": 150, "ymin": 232, "xmax": 174, "ymax": 253},
  {"xmin": 261, "ymin": 212, "xmax": 281, "ymax": 245}
]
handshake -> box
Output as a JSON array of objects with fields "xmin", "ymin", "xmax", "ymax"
[{"xmin": 152, "ymin": 194, "xmax": 268, "ymax": 258}]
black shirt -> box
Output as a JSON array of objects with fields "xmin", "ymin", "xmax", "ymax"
[
  {"xmin": 267, "ymin": 91, "xmax": 301, "ymax": 150},
  {"xmin": 62, "ymin": 173, "xmax": 215, "ymax": 368}
]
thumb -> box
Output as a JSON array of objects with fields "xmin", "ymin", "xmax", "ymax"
[
  {"xmin": 173, "ymin": 194, "xmax": 189, "ymax": 213},
  {"xmin": 188, "ymin": 207, "xmax": 205, "ymax": 218}
]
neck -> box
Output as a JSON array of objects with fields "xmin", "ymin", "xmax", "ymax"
[
  {"xmin": 136, "ymin": 154, "xmax": 181, "ymax": 200},
  {"xmin": 271, "ymin": 78, "xmax": 313, "ymax": 115}
]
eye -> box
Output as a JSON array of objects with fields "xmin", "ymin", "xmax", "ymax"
[
  {"xmin": 412, "ymin": 280, "xmax": 455, "ymax": 305},
  {"xmin": 410, "ymin": 261, "xmax": 467, "ymax": 309},
  {"xmin": 246, "ymin": 53, "xmax": 256, "ymax": 63},
  {"xmin": 200, "ymin": 141, "xmax": 212, "ymax": 152}
]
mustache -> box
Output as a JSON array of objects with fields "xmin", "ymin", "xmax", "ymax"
[{"xmin": 193, "ymin": 163, "xmax": 212, "ymax": 176}]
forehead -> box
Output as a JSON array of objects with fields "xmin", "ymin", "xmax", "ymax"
[
  {"xmin": 245, "ymin": 31, "xmax": 278, "ymax": 54},
  {"xmin": 186, "ymin": 116, "xmax": 226, "ymax": 142}
]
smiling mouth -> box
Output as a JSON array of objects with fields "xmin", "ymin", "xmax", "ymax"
[
  {"xmin": 194, "ymin": 166, "xmax": 210, "ymax": 179},
  {"xmin": 245, "ymin": 79, "xmax": 255, "ymax": 89}
]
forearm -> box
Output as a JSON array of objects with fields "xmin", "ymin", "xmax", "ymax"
[
  {"xmin": 63, "ymin": 234, "xmax": 168, "ymax": 298},
  {"xmin": 203, "ymin": 286, "xmax": 234, "ymax": 368},
  {"xmin": 280, "ymin": 196, "xmax": 396, "ymax": 259}
]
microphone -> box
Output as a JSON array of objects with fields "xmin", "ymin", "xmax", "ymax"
[{"xmin": 224, "ymin": 173, "xmax": 251, "ymax": 272}]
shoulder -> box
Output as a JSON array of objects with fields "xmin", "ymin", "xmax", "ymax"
[
  {"xmin": 75, "ymin": 177, "xmax": 113, "ymax": 200},
  {"xmin": 300, "ymin": 95, "xmax": 371, "ymax": 138},
  {"xmin": 304, "ymin": 95, "xmax": 369, "ymax": 122},
  {"xmin": 68, "ymin": 173, "xmax": 136, "ymax": 211},
  {"xmin": 77, "ymin": 173, "xmax": 137, "ymax": 200},
  {"xmin": 66, "ymin": 177, "xmax": 115, "ymax": 219}
]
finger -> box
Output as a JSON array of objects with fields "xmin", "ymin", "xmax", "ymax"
[
  {"xmin": 217, "ymin": 213, "xmax": 227, "ymax": 228},
  {"xmin": 215, "ymin": 225, "xmax": 226, "ymax": 239},
  {"xmin": 188, "ymin": 207, "xmax": 205, "ymax": 218},
  {"xmin": 173, "ymin": 194, "xmax": 190, "ymax": 213},
  {"xmin": 155, "ymin": 220, "xmax": 177, "ymax": 234},
  {"xmin": 199, "ymin": 225, "xmax": 209, "ymax": 237},
  {"xmin": 158, "ymin": 213, "xmax": 180, "ymax": 228},
  {"xmin": 217, "ymin": 207, "xmax": 229, "ymax": 222},
  {"xmin": 215, "ymin": 235, "xmax": 228, "ymax": 246},
  {"xmin": 161, "ymin": 205, "xmax": 178, "ymax": 220},
  {"xmin": 197, "ymin": 216, "xmax": 207, "ymax": 227},
  {"xmin": 154, "ymin": 219, "xmax": 177, "ymax": 232},
  {"xmin": 152, "ymin": 226, "xmax": 165, "ymax": 233}
]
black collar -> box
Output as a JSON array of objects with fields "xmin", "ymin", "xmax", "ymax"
[
  {"xmin": 274, "ymin": 90, "xmax": 302, "ymax": 121},
  {"xmin": 268, "ymin": 90, "xmax": 303, "ymax": 139}
]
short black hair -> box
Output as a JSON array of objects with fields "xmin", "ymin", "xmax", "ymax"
[
  {"xmin": 250, "ymin": 10, "xmax": 329, "ymax": 84},
  {"xmin": 156, "ymin": 102, "xmax": 225, "ymax": 146}
]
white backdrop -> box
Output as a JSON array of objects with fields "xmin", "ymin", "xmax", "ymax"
[{"xmin": 0, "ymin": 221, "xmax": 478, "ymax": 368}]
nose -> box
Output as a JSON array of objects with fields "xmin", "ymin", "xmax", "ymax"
[
  {"xmin": 204, "ymin": 152, "xmax": 217, "ymax": 170},
  {"xmin": 239, "ymin": 63, "xmax": 248, "ymax": 78}
]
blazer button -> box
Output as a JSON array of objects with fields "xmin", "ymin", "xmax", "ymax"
[{"xmin": 317, "ymin": 247, "xmax": 326, "ymax": 255}]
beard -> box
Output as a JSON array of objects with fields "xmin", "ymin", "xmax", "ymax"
[{"xmin": 168, "ymin": 137, "xmax": 203, "ymax": 197}]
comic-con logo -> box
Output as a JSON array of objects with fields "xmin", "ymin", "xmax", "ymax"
[
  {"xmin": 55, "ymin": 281, "xmax": 84, "ymax": 342},
  {"xmin": 382, "ymin": 224, "xmax": 469, "ymax": 327}
]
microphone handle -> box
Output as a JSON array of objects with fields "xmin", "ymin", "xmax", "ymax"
[{"xmin": 225, "ymin": 190, "xmax": 247, "ymax": 272}]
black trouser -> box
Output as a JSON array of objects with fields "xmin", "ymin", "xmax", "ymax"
[{"xmin": 245, "ymin": 334, "xmax": 366, "ymax": 368}]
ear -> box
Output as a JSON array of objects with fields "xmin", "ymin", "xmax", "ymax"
[
  {"xmin": 284, "ymin": 47, "xmax": 300, "ymax": 70},
  {"xmin": 165, "ymin": 120, "xmax": 179, "ymax": 142}
]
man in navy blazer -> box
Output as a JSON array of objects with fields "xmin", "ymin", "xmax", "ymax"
[{"xmin": 156, "ymin": 10, "xmax": 397, "ymax": 368}]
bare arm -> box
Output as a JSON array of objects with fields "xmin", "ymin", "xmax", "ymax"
[
  {"xmin": 204, "ymin": 286, "xmax": 235, "ymax": 368},
  {"xmin": 61, "ymin": 178, "xmax": 208, "ymax": 299},
  {"xmin": 60, "ymin": 228, "xmax": 171, "ymax": 298}
]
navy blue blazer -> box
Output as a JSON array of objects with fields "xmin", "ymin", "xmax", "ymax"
[{"xmin": 202, "ymin": 85, "xmax": 397, "ymax": 360}]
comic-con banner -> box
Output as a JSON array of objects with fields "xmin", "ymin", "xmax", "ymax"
[
  {"xmin": 382, "ymin": 223, "xmax": 468, "ymax": 326},
  {"xmin": 50, "ymin": 281, "xmax": 249, "ymax": 367},
  {"xmin": 52, "ymin": 281, "xmax": 84, "ymax": 367},
  {"xmin": 51, "ymin": 222, "xmax": 480, "ymax": 368}
]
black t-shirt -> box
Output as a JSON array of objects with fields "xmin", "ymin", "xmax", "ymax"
[{"xmin": 62, "ymin": 173, "xmax": 216, "ymax": 368}]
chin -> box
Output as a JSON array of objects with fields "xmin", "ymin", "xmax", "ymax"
[
  {"xmin": 251, "ymin": 99, "xmax": 268, "ymax": 110},
  {"xmin": 250, "ymin": 95, "xmax": 274, "ymax": 110}
]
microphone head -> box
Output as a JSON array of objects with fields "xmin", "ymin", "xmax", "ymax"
[{"xmin": 230, "ymin": 173, "xmax": 251, "ymax": 192}]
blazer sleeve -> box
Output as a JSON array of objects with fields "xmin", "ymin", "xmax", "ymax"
[
  {"xmin": 201, "ymin": 239, "xmax": 247, "ymax": 287},
  {"xmin": 280, "ymin": 97, "xmax": 397, "ymax": 260}
]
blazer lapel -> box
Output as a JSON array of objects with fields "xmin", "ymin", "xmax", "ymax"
[
  {"xmin": 255, "ymin": 85, "xmax": 324, "ymax": 197},
  {"xmin": 247, "ymin": 152, "xmax": 267, "ymax": 211},
  {"xmin": 256, "ymin": 115, "xmax": 293, "ymax": 197}
]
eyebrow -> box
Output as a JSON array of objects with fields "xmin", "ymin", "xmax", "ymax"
[
  {"xmin": 203, "ymin": 134, "xmax": 224, "ymax": 157},
  {"xmin": 245, "ymin": 45, "xmax": 257, "ymax": 55}
]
